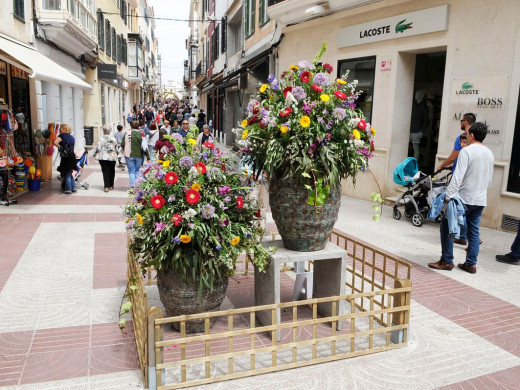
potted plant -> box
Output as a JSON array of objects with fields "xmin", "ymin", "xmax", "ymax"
[
  {"xmin": 236, "ymin": 43, "xmax": 376, "ymax": 251},
  {"xmin": 123, "ymin": 126, "xmax": 271, "ymax": 332}
]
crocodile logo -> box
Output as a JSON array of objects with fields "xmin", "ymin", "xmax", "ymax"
[
  {"xmin": 395, "ymin": 19, "xmax": 413, "ymax": 33},
  {"xmin": 462, "ymin": 82, "xmax": 473, "ymax": 89}
]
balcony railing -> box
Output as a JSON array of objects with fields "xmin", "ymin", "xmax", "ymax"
[{"xmin": 195, "ymin": 61, "xmax": 206, "ymax": 79}]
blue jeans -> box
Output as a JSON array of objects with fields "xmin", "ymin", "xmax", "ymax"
[
  {"xmin": 126, "ymin": 157, "xmax": 143, "ymax": 187},
  {"xmin": 64, "ymin": 170, "xmax": 76, "ymax": 192},
  {"xmin": 441, "ymin": 204, "xmax": 484, "ymax": 266},
  {"xmin": 509, "ymin": 221, "xmax": 520, "ymax": 259}
]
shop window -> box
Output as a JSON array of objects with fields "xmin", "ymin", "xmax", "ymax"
[
  {"xmin": 259, "ymin": 0, "xmax": 270, "ymax": 27},
  {"xmin": 507, "ymin": 86, "xmax": 520, "ymax": 193},
  {"xmin": 245, "ymin": 0, "xmax": 256, "ymax": 38},
  {"xmin": 67, "ymin": 0, "xmax": 77, "ymax": 19},
  {"xmin": 13, "ymin": 0, "xmax": 24, "ymax": 21},
  {"xmin": 337, "ymin": 56, "xmax": 376, "ymax": 123}
]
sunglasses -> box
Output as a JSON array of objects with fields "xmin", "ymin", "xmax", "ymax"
[{"xmin": 182, "ymin": 123, "xmax": 189, "ymax": 125}]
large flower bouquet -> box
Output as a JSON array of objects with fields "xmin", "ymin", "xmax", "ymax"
[
  {"xmin": 123, "ymin": 126, "xmax": 270, "ymax": 290},
  {"xmin": 236, "ymin": 43, "xmax": 375, "ymax": 205}
]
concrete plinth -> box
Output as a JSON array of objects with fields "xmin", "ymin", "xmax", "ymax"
[{"xmin": 254, "ymin": 240, "xmax": 347, "ymax": 340}]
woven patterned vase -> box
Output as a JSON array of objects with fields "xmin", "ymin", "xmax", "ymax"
[{"xmin": 269, "ymin": 175, "xmax": 342, "ymax": 251}]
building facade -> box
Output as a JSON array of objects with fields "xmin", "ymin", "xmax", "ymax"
[{"xmin": 267, "ymin": 0, "xmax": 520, "ymax": 229}]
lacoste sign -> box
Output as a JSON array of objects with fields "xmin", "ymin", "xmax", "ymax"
[{"xmin": 338, "ymin": 5, "xmax": 449, "ymax": 48}]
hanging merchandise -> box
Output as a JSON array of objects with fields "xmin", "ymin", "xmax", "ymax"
[{"xmin": 0, "ymin": 107, "xmax": 21, "ymax": 205}]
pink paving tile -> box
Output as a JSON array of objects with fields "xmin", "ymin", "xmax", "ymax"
[
  {"xmin": 0, "ymin": 330, "xmax": 33, "ymax": 355},
  {"xmin": 20, "ymin": 348, "xmax": 90, "ymax": 385},
  {"xmin": 440, "ymin": 365, "xmax": 520, "ymax": 390},
  {"xmin": 485, "ymin": 330, "xmax": 520, "ymax": 357},
  {"xmin": 95, "ymin": 213, "xmax": 124, "ymax": 222},
  {"xmin": 30, "ymin": 325, "xmax": 90, "ymax": 353},
  {"xmin": 68, "ymin": 213, "xmax": 97, "ymax": 222},
  {"xmin": 92, "ymin": 233, "xmax": 128, "ymax": 289},
  {"xmin": 89, "ymin": 343, "xmax": 140, "ymax": 375},
  {"xmin": 43, "ymin": 213, "xmax": 72, "ymax": 222},
  {"xmin": 91, "ymin": 322, "xmax": 135, "ymax": 347}
]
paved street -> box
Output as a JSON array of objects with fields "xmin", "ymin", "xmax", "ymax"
[{"xmin": 1, "ymin": 162, "xmax": 519, "ymax": 389}]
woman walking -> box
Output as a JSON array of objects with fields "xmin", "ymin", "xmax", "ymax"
[
  {"xmin": 196, "ymin": 124, "xmax": 214, "ymax": 149},
  {"xmin": 121, "ymin": 120, "xmax": 144, "ymax": 187},
  {"xmin": 54, "ymin": 124, "xmax": 76, "ymax": 195},
  {"xmin": 95, "ymin": 127, "xmax": 118, "ymax": 192}
]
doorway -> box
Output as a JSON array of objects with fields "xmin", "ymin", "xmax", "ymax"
[{"xmin": 408, "ymin": 51, "xmax": 446, "ymax": 174}]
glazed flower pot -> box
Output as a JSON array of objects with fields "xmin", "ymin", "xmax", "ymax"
[
  {"xmin": 269, "ymin": 175, "xmax": 342, "ymax": 251},
  {"xmin": 157, "ymin": 267, "xmax": 228, "ymax": 333}
]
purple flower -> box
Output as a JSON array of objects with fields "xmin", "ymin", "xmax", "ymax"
[
  {"xmin": 168, "ymin": 195, "xmax": 176, "ymax": 202},
  {"xmin": 292, "ymin": 86, "xmax": 306, "ymax": 100},
  {"xmin": 219, "ymin": 218, "xmax": 230, "ymax": 227},
  {"xmin": 271, "ymin": 79, "xmax": 280, "ymax": 91},
  {"xmin": 218, "ymin": 185, "xmax": 231, "ymax": 195},
  {"xmin": 172, "ymin": 133, "xmax": 184, "ymax": 143},
  {"xmin": 172, "ymin": 236, "xmax": 181, "ymax": 244},
  {"xmin": 332, "ymin": 107, "xmax": 346, "ymax": 121},
  {"xmin": 246, "ymin": 232, "xmax": 252, "ymax": 239},
  {"xmin": 156, "ymin": 171, "xmax": 165, "ymax": 179},
  {"xmin": 202, "ymin": 152, "xmax": 208, "ymax": 161},
  {"xmin": 219, "ymin": 201, "xmax": 228, "ymax": 211},
  {"xmin": 298, "ymin": 60, "xmax": 314, "ymax": 70},
  {"xmin": 302, "ymin": 101, "xmax": 313, "ymax": 115},
  {"xmin": 154, "ymin": 222, "xmax": 166, "ymax": 234},
  {"xmin": 247, "ymin": 99, "xmax": 260, "ymax": 114},
  {"xmin": 188, "ymin": 223, "xmax": 195, "ymax": 229},
  {"xmin": 313, "ymin": 72, "xmax": 330, "ymax": 86},
  {"xmin": 223, "ymin": 196, "xmax": 231, "ymax": 203},
  {"xmin": 127, "ymin": 220, "xmax": 135, "ymax": 230},
  {"xmin": 267, "ymin": 74, "xmax": 275, "ymax": 82},
  {"xmin": 179, "ymin": 156, "xmax": 193, "ymax": 168},
  {"xmin": 201, "ymin": 204, "xmax": 216, "ymax": 219},
  {"xmin": 216, "ymin": 244, "xmax": 222, "ymax": 251},
  {"xmin": 317, "ymin": 117, "xmax": 325, "ymax": 124}
]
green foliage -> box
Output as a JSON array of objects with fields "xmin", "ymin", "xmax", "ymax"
[{"xmin": 370, "ymin": 192, "xmax": 383, "ymax": 222}]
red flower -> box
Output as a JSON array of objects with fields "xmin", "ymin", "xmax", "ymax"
[
  {"xmin": 300, "ymin": 71, "xmax": 311, "ymax": 83},
  {"xmin": 255, "ymin": 209, "xmax": 261, "ymax": 218},
  {"xmin": 357, "ymin": 119, "xmax": 367, "ymax": 130},
  {"xmin": 164, "ymin": 172, "xmax": 178, "ymax": 185},
  {"xmin": 283, "ymin": 86, "xmax": 293, "ymax": 98},
  {"xmin": 252, "ymin": 104, "xmax": 260, "ymax": 114},
  {"xmin": 143, "ymin": 165, "xmax": 151, "ymax": 175},
  {"xmin": 194, "ymin": 162, "xmax": 207, "ymax": 174},
  {"xmin": 248, "ymin": 115, "xmax": 259, "ymax": 125},
  {"xmin": 203, "ymin": 142, "xmax": 214, "ymax": 149},
  {"xmin": 311, "ymin": 84, "xmax": 323, "ymax": 93},
  {"xmin": 170, "ymin": 213, "xmax": 182, "ymax": 226},
  {"xmin": 334, "ymin": 91, "xmax": 347, "ymax": 100},
  {"xmin": 279, "ymin": 107, "xmax": 293, "ymax": 117},
  {"xmin": 236, "ymin": 196, "xmax": 244, "ymax": 209},
  {"xmin": 151, "ymin": 195, "xmax": 165, "ymax": 209},
  {"xmin": 221, "ymin": 162, "xmax": 226, "ymax": 172},
  {"xmin": 323, "ymin": 63, "xmax": 333, "ymax": 73},
  {"xmin": 370, "ymin": 139, "xmax": 375, "ymax": 152},
  {"xmin": 186, "ymin": 189, "xmax": 200, "ymax": 204}
]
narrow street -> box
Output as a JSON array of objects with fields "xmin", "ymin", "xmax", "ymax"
[{"xmin": 1, "ymin": 163, "xmax": 519, "ymax": 389}]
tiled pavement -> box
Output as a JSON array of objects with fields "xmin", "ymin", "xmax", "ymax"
[{"xmin": 1, "ymin": 162, "xmax": 520, "ymax": 389}]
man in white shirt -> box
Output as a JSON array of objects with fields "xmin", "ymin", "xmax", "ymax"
[
  {"xmin": 160, "ymin": 120, "xmax": 172, "ymax": 135},
  {"xmin": 429, "ymin": 122, "xmax": 494, "ymax": 274}
]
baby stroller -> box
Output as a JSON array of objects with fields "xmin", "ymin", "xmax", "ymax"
[
  {"xmin": 392, "ymin": 157, "xmax": 451, "ymax": 227},
  {"xmin": 58, "ymin": 148, "xmax": 89, "ymax": 190}
]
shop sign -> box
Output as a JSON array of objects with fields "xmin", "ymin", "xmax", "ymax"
[
  {"xmin": 338, "ymin": 5, "xmax": 449, "ymax": 48},
  {"xmin": 0, "ymin": 61, "xmax": 6, "ymax": 76},
  {"xmin": 11, "ymin": 65, "xmax": 29, "ymax": 80},
  {"xmin": 450, "ymin": 76, "xmax": 509, "ymax": 145},
  {"xmin": 97, "ymin": 63, "xmax": 117, "ymax": 80}
]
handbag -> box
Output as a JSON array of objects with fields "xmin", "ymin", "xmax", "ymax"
[{"xmin": 59, "ymin": 143, "xmax": 75, "ymax": 159}]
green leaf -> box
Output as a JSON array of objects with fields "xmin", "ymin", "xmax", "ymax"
[
  {"xmin": 301, "ymin": 172, "xmax": 311, "ymax": 178},
  {"xmin": 121, "ymin": 301, "xmax": 132, "ymax": 310},
  {"xmin": 129, "ymin": 285, "xmax": 138, "ymax": 291}
]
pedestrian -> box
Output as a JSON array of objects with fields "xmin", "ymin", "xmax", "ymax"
[
  {"xmin": 496, "ymin": 222, "xmax": 520, "ymax": 265},
  {"xmin": 178, "ymin": 120, "xmax": 189, "ymax": 138},
  {"xmin": 161, "ymin": 120, "xmax": 172, "ymax": 135},
  {"xmin": 428, "ymin": 122, "xmax": 494, "ymax": 274},
  {"xmin": 154, "ymin": 128, "xmax": 175, "ymax": 160},
  {"xmin": 95, "ymin": 127, "xmax": 118, "ymax": 192},
  {"xmin": 196, "ymin": 124, "xmax": 213, "ymax": 149},
  {"xmin": 197, "ymin": 108, "xmax": 206, "ymax": 132},
  {"xmin": 144, "ymin": 107, "xmax": 154, "ymax": 128},
  {"xmin": 171, "ymin": 120, "xmax": 180, "ymax": 133},
  {"xmin": 126, "ymin": 109, "xmax": 136, "ymax": 126},
  {"xmin": 121, "ymin": 120, "xmax": 144, "ymax": 187},
  {"xmin": 54, "ymin": 124, "xmax": 76, "ymax": 194},
  {"xmin": 114, "ymin": 124, "xmax": 126, "ymax": 170},
  {"xmin": 189, "ymin": 113, "xmax": 197, "ymax": 128},
  {"xmin": 156, "ymin": 109, "xmax": 166, "ymax": 126},
  {"xmin": 148, "ymin": 123, "xmax": 159, "ymax": 163}
]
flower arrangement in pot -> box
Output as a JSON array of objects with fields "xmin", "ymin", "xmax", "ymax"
[
  {"xmin": 123, "ymin": 126, "xmax": 271, "ymax": 332},
  {"xmin": 235, "ymin": 43, "xmax": 376, "ymax": 252}
]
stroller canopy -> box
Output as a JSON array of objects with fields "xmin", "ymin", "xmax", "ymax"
[{"xmin": 393, "ymin": 157, "xmax": 419, "ymax": 186}]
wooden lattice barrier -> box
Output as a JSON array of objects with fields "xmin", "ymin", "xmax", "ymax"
[{"xmin": 127, "ymin": 229, "xmax": 412, "ymax": 389}]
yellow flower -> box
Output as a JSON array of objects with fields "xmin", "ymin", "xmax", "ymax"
[
  {"xmin": 188, "ymin": 138, "xmax": 196, "ymax": 145},
  {"xmin": 162, "ymin": 160, "xmax": 170, "ymax": 168},
  {"xmin": 280, "ymin": 125, "xmax": 289, "ymax": 134},
  {"xmin": 242, "ymin": 129, "xmax": 248, "ymax": 139},
  {"xmin": 352, "ymin": 129, "xmax": 361, "ymax": 140},
  {"xmin": 241, "ymin": 119, "xmax": 248, "ymax": 127},
  {"xmin": 191, "ymin": 183, "xmax": 201, "ymax": 191},
  {"xmin": 231, "ymin": 236, "xmax": 240, "ymax": 246},
  {"xmin": 300, "ymin": 116, "xmax": 311, "ymax": 128},
  {"xmin": 289, "ymin": 65, "xmax": 299, "ymax": 71},
  {"xmin": 260, "ymin": 84, "xmax": 268, "ymax": 93},
  {"xmin": 337, "ymin": 79, "xmax": 346, "ymax": 85},
  {"xmin": 136, "ymin": 214, "xmax": 143, "ymax": 225},
  {"xmin": 320, "ymin": 94, "xmax": 330, "ymax": 102},
  {"xmin": 180, "ymin": 235, "xmax": 191, "ymax": 243},
  {"xmin": 371, "ymin": 127, "xmax": 376, "ymax": 136}
]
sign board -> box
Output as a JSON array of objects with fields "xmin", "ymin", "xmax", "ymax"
[
  {"xmin": 449, "ymin": 76, "xmax": 510, "ymax": 145},
  {"xmin": 0, "ymin": 61, "xmax": 6, "ymax": 76},
  {"xmin": 97, "ymin": 63, "xmax": 117, "ymax": 80},
  {"xmin": 338, "ymin": 5, "xmax": 449, "ymax": 48}
]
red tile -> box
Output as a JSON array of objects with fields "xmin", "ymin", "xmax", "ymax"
[
  {"xmin": 440, "ymin": 365, "xmax": 520, "ymax": 389},
  {"xmin": 89, "ymin": 343, "xmax": 140, "ymax": 375},
  {"xmin": 20, "ymin": 348, "xmax": 89, "ymax": 384},
  {"xmin": 30, "ymin": 325, "xmax": 90, "ymax": 353}
]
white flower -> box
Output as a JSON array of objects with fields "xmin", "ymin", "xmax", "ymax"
[
  {"xmin": 349, "ymin": 117, "xmax": 361, "ymax": 127},
  {"xmin": 353, "ymin": 139, "xmax": 365, "ymax": 148},
  {"xmin": 182, "ymin": 208, "xmax": 197, "ymax": 221},
  {"xmin": 189, "ymin": 166, "xmax": 199, "ymax": 178},
  {"xmin": 285, "ymin": 92, "xmax": 298, "ymax": 106}
]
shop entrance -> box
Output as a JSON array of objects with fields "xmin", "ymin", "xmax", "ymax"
[{"xmin": 408, "ymin": 51, "xmax": 446, "ymax": 174}]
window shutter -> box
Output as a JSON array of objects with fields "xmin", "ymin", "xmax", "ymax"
[
  {"xmin": 112, "ymin": 28, "xmax": 117, "ymax": 61},
  {"xmin": 98, "ymin": 11, "xmax": 104, "ymax": 50},
  {"xmin": 215, "ymin": 25, "xmax": 219, "ymax": 59},
  {"xmin": 221, "ymin": 17, "xmax": 226, "ymax": 53},
  {"xmin": 105, "ymin": 20, "xmax": 111, "ymax": 57},
  {"xmin": 251, "ymin": 0, "xmax": 256, "ymax": 35},
  {"xmin": 245, "ymin": 0, "xmax": 249, "ymax": 38},
  {"xmin": 259, "ymin": 0, "xmax": 264, "ymax": 25}
]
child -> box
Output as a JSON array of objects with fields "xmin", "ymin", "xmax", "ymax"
[{"xmin": 115, "ymin": 124, "xmax": 126, "ymax": 170}]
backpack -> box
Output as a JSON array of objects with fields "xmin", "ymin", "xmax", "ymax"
[
  {"xmin": 127, "ymin": 113, "xmax": 134, "ymax": 123},
  {"xmin": 59, "ymin": 143, "xmax": 75, "ymax": 159}
]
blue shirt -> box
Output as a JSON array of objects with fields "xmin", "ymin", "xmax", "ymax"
[{"xmin": 452, "ymin": 135, "xmax": 462, "ymax": 172}]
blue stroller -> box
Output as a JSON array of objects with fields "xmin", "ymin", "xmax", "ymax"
[{"xmin": 392, "ymin": 157, "xmax": 451, "ymax": 227}]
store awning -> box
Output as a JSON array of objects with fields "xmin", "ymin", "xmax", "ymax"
[{"xmin": 0, "ymin": 33, "xmax": 92, "ymax": 91}]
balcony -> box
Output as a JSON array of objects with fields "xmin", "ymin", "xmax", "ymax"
[
  {"xmin": 267, "ymin": 0, "xmax": 381, "ymax": 26},
  {"xmin": 37, "ymin": 2, "xmax": 97, "ymax": 58}
]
